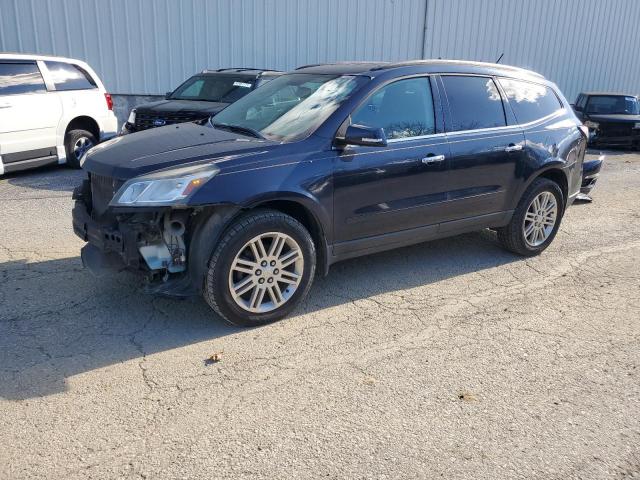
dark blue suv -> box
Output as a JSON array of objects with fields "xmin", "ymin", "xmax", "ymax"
[{"xmin": 73, "ymin": 60, "xmax": 587, "ymax": 326}]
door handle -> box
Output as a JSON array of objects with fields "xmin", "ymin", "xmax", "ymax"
[
  {"xmin": 421, "ymin": 154, "xmax": 446, "ymax": 165},
  {"xmin": 0, "ymin": 103, "xmax": 12, "ymax": 109},
  {"xmin": 505, "ymin": 144, "xmax": 523, "ymax": 152}
]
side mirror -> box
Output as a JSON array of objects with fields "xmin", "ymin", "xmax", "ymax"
[
  {"xmin": 572, "ymin": 104, "xmax": 583, "ymax": 112},
  {"xmin": 340, "ymin": 124, "xmax": 387, "ymax": 147},
  {"xmin": 165, "ymin": 91, "xmax": 173, "ymax": 99}
]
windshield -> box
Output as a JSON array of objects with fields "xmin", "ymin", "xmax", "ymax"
[
  {"xmin": 169, "ymin": 75, "xmax": 255, "ymax": 103},
  {"xmin": 586, "ymin": 95, "xmax": 639, "ymax": 115},
  {"xmin": 210, "ymin": 73, "xmax": 368, "ymax": 142}
]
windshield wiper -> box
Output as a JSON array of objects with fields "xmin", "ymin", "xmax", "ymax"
[{"xmin": 212, "ymin": 122, "xmax": 265, "ymax": 139}]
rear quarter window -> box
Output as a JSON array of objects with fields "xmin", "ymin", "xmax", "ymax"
[
  {"xmin": 45, "ymin": 61, "xmax": 97, "ymax": 91},
  {"xmin": 499, "ymin": 78, "xmax": 562, "ymax": 124},
  {"xmin": 441, "ymin": 75, "xmax": 506, "ymax": 132},
  {"xmin": 0, "ymin": 62, "xmax": 46, "ymax": 95}
]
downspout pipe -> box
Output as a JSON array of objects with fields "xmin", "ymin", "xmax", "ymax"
[{"xmin": 421, "ymin": 0, "xmax": 429, "ymax": 59}]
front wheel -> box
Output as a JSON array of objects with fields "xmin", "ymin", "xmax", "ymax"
[
  {"xmin": 497, "ymin": 178, "xmax": 564, "ymax": 256},
  {"xmin": 203, "ymin": 210, "xmax": 316, "ymax": 326}
]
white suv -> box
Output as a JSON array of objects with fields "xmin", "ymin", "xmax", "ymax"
[{"xmin": 0, "ymin": 53, "xmax": 118, "ymax": 175}]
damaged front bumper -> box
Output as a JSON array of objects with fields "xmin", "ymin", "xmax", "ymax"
[
  {"xmin": 72, "ymin": 176, "xmax": 238, "ymax": 296},
  {"xmin": 72, "ymin": 180, "xmax": 196, "ymax": 295}
]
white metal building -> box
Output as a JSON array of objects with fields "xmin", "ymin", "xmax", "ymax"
[{"xmin": 1, "ymin": 0, "xmax": 639, "ymax": 101}]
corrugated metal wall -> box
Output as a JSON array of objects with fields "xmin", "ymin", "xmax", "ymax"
[
  {"xmin": 0, "ymin": 0, "xmax": 427, "ymax": 94},
  {"xmin": 1, "ymin": 0, "xmax": 639, "ymax": 100},
  {"xmin": 424, "ymin": 0, "xmax": 640, "ymax": 101}
]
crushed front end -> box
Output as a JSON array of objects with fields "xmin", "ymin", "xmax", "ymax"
[
  {"xmin": 72, "ymin": 174, "xmax": 190, "ymax": 285},
  {"xmin": 71, "ymin": 158, "xmax": 235, "ymax": 296}
]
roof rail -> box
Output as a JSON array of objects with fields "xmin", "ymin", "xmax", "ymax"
[
  {"xmin": 199, "ymin": 67, "xmax": 278, "ymax": 73},
  {"xmin": 371, "ymin": 59, "xmax": 544, "ymax": 78},
  {"xmin": 295, "ymin": 61, "xmax": 389, "ymax": 70}
]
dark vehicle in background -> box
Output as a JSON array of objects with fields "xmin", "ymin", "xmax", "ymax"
[
  {"xmin": 74, "ymin": 60, "xmax": 587, "ymax": 326},
  {"xmin": 120, "ymin": 68, "xmax": 281, "ymax": 134},
  {"xmin": 573, "ymin": 92, "xmax": 640, "ymax": 149}
]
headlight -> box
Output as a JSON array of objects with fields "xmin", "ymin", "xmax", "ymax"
[
  {"xmin": 110, "ymin": 162, "xmax": 219, "ymax": 207},
  {"xmin": 584, "ymin": 120, "xmax": 599, "ymax": 129},
  {"xmin": 634, "ymin": 122, "xmax": 640, "ymax": 129},
  {"xmin": 127, "ymin": 109, "xmax": 137, "ymax": 124}
]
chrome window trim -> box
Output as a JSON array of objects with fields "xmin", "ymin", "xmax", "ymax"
[
  {"xmin": 387, "ymin": 132, "xmax": 446, "ymax": 144},
  {"xmin": 445, "ymin": 124, "xmax": 521, "ymax": 137},
  {"xmin": 443, "ymin": 103, "xmax": 566, "ymax": 137},
  {"xmin": 341, "ymin": 139, "xmax": 449, "ymax": 156},
  {"xmin": 446, "ymin": 132, "xmax": 524, "ymax": 145},
  {"xmin": 513, "ymin": 109, "xmax": 566, "ymax": 129}
]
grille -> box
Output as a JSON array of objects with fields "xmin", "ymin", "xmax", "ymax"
[
  {"xmin": 90, "ymin": 174, "xmax": 122, "ymax": 217},
  {"xmin": 134, "ymin": 110, "xmax": 209, "ymax": 130},
  {"xmin": 599, "ymin": 122, "xmax": 633, "ymax": 137}
]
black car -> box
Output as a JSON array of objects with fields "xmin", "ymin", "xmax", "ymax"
[
  {"xmin": 573, "ymin": 92, "xmax": 640, "ymax": 149},
  {"xmin": 120, "ymin": 68, "xmax": 282, "ymax": 134},
  {"xmin": 74, "ymin": 60, "xmax": 587, "ymax": 326}
]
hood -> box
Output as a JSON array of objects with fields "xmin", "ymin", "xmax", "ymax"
[
  {"xmin": 135, "ymin": 99, "xmax": 229, "ymax": 115},
  {"xmin": 83, "ymin": 122, "xmax": 278, "ymax": 179},
  {"xmin": 586, "ymin": 113, "xmax": 640, "ymax": 123}
]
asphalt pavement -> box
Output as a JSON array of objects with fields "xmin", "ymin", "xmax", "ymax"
[{"xmin": 1, "ymin": 151, "xmax": 639, "ymax": 479}]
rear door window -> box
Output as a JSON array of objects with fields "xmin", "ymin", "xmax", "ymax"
[
  {"xmin": 441, "ymin": 75, "xmax": 506, "ymax": 132},
  {"xmin": 0, "ymin": 62, "xmax": 47, "ymax": 95},
  {"xmin": 44, "ymin": 61, "xmax": 97, "ymax": 91},
  {"xmin": 499, "ymin": 78, "xmax": 562, "ymax": 124},
  {"xmin": 350, "ymin": 77, "xmax": 435, "ymax": 140}
]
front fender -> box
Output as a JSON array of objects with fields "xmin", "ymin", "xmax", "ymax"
[{"xmin": 243, "ymin": 189, "xmax": 331, "ymax": 239}]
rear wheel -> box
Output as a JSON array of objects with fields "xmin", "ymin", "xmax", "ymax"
[
  {"xmin": 65, "ymin": 129, "xmax": 96, "ymax": 168},
  {"xmin": 497, "ymin": 178, "xmax": 564, "ymax": 256},
  {"xmin": 203, "ymin": 210, "xmax": 316, "ymax": 326}
]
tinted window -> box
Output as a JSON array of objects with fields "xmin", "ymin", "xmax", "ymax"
[
  {"xmin": 351, "ymin": 77, "xmax": 435, "ymax": 139},
  {"xmin": 441, "ymin": 75, "xmax": 505, "ymax": 131},
  {"xmin": 499, "ymin": 78, "xmax": 562, "ymax": 124},
  {"xmin": 585, "ymin": 95, "xmax": 639, "ymax": 115},
  {"xmin": 0, "ymin": 62, "xmax": 46, "ymax": 95},
  {"xmin": 45, "ymin": 61, "xmax": 97, "ymax": 91},
  {"xmin": 171, "ymin": 75, "xmax": 255, "ymax": 103}
]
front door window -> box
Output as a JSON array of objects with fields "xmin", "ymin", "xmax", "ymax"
[{"xmin": 350, "ymin": 77, "xmax": 435, "ymax": 140}]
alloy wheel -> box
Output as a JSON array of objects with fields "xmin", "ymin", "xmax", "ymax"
[
  {"xmin": 228, "ymin": 232, "xmax": 304, "ymax": 313},
  {"xmin": 523, "ymin": 191, "xmax": 558, "ymax": 247}
]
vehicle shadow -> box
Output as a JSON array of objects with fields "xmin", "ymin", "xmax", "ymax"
[
  {"xmin": 4, "ymin": 165, "xmax": 83, "ymax": 193},
  {"xmin": 0, "ymin": 230, "xmax": 518, "ymax": 401},
  {"xmin": 586, "ymin": 147, "xmax": 635, "ymax": 157}
]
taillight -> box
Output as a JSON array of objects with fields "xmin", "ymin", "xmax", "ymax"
[{"xmin": 104, "ymin": 93, "xmax": 113, "ymax": 111}]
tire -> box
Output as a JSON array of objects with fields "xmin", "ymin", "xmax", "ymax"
[
  {"xmin": 497, "ymin": 178, "xmax": 564, "ymax": 256},
  {"xmin": 64, "ymin": 129, "xmax": 97, "ymax": 168},
  {"xmin": 203, "ymin": 210, "xmax": 316, "ymax": 327}
]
